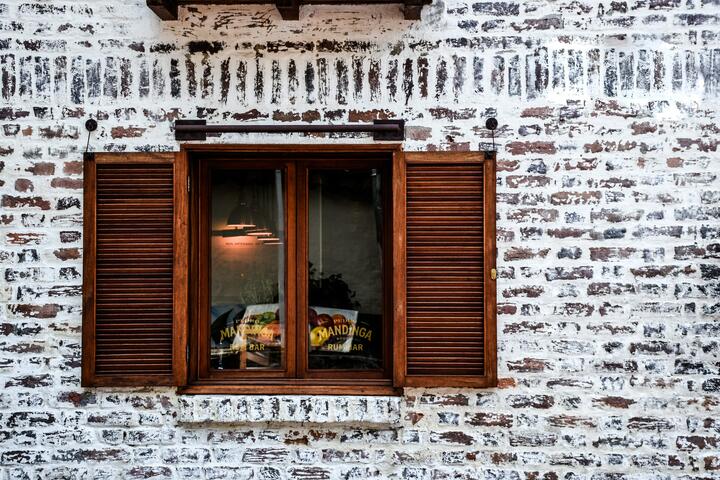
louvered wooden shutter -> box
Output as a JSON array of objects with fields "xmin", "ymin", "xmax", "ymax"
[
  {"xmin": 82, "ymin": 152, "xmax": 188, "ymax": 387},
  {"xmin": 395, "ymin": 152, "xmax": 496, "ymax": 388}
]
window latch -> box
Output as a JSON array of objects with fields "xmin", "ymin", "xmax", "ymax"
[{"xmin": 490, "ymin": 268, "xmax": 497, "ymax": 280}]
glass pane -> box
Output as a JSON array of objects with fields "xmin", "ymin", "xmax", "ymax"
[
  {"xmin": 308, "ymin": 168, "xmax": 384, "ymax": 370},
  {"xmin": 210, "ymin": 169, "xmax": 285, "ymax": 370}
]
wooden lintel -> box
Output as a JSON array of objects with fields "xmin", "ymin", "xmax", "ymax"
[
  {"xmin": 146, "ymin": 0, "xmax": 426, "ymax": 21},
  {"xmin": 147, "ymin": 0, "xmax": 179, "ymax": 20}
]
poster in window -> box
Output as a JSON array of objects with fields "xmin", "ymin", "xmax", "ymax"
[{"xmin": 308, "ymin": 307, "xmax": 359, "ymax": 353}]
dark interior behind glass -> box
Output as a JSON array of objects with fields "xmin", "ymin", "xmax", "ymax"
[
  {"xmin": 307, "ymin": 168, "xmax": 384, "ymax": 370},
  {"xmin": 209, "ymin": 169, "xmax": 285, "ymax": 370}
]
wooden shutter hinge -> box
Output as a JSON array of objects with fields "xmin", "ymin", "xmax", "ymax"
[{"xmin": 490, "ymin": 268, "xmax": 497, "ymax": 280}]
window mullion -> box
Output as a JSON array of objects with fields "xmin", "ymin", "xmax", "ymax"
[
  {"xmin": 284, "ymin": 161, "xmax": 298, "ymax": 379},
  {"xmin": 295, "ymin": 162, "xmax": 309, "ymax": 379}
]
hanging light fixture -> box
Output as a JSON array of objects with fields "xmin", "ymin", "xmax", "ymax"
[
  {"xmin": 245, "ymin": 205, "xmax": 271, "ymax": 236},
  {"xmin": 212, "ymin": 194, "xmax": 255, "ymax": 237},
  {"xmin": 226, "ymin": 197, "xmax": 256, "ymax": 229},
  {"xmin": 218, "ymin": 172, "xmax": 280, "ymax": 240},
  {"xmin": 245, "ymin": 186, "xmax": 274, "ymax": 237},
  {"xmin": 260, "ymin": 233, "xmax": 283, "ymax": 245}
]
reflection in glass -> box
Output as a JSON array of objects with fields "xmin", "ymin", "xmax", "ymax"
[
  {"xmin": 210, "ymin": 170, "xmax": 285, "ymax": 370},
  {"xmin": 308, "ymin": 169, "xmax": 384, "ymax": 370}
]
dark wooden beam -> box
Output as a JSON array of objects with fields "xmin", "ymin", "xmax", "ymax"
[
  {"xmin": 146, "ymin": 0, "xmax": 427, "ymax": 21},
  {"xmin": 403, "ymin": 1, "xmax": 423, "ymax": 20},
  {"xmin": 275, "ymin": 0, "xmax": 300, "ymax": 20},
  {"xmin": 147, "ymin": 0, "xmax": 179, "ymax": 20}
]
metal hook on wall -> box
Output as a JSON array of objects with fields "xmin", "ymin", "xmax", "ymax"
[
  {"xmin": 485, "ymin": 117, "xmax": 498, "ymax": 152},
  {"xmin": 84, "ymin": 118, "xmax": 98, "ymax": 153}
]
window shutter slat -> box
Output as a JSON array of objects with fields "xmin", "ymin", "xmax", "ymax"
[
  {"xmin": 82, "ymin": 152, "xmax": 187, "ymax": 387},
  {"xmin": 400, "ymin": 152, "xmax": 496, "ymax": 388}
]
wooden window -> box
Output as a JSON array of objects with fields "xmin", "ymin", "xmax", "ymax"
[{"xmin": 82, "ymin": 146, "xmax": 496, "ymax": 394}]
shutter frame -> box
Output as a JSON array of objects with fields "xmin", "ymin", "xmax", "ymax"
[
  {"xmin": 82, "ymin": 151, "xmax": 188, "ymax": 387},
  {"xmin": 397, "ymin": 151, "xmax": 497, "ymax": 388}
]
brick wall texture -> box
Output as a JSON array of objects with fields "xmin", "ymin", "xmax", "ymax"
[{"xmin": 1, "ymin": 0, "xmax": 720, "ymax": 478}]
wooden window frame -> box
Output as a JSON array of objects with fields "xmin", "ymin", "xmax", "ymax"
[
  {"xmin": 82, "ymin": 146, "xmax": 497, "ymax": 395},
  {"xmin": 194, "ymin": 158, "xmax": 297, "ymax": 382},
  {"xmin": 297, "ymin": 158, "xmax": 394, "ymax": 382},
  {"xmin": 180, "ymin": 144, "xmax": 403, "ymax": 395}
]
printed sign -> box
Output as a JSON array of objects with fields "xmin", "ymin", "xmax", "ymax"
[
  {"xmin": 308, "ymin": 306, "xmax": 365, "ymax": 353},
  {"xmin": 231, "ymin": 304, "xmax": 282, "ymax": 352}
]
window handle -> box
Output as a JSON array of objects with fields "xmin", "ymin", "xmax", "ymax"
[{"xmin": 490, "ymin": 268, "xmax": 497, "ymax": 280}]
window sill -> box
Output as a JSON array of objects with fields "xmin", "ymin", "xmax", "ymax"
[
  {"xmin": 177, "ymin": 383, "xmax": 400, "ymax": 396},
  {"xmin": 177, "ymin": 394, "xmax": 403, "ymax": 426}
]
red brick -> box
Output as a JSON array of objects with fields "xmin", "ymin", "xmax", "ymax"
[
  {"xmin": 14, "ymin": 179, "xmax": 33, "ymax": 192},
  {"xmin": 25, "ymin": 162, "xmax": 55, "ymax": 175},
  {"xmin": 50, "ymin": 178, "xmax": 83, "ymax": 189}
]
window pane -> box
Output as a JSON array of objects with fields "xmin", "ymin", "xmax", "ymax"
[
  {"xmin": 210, "ymin": 169, "xmax": 285, "ymax": 370},
  {"xmin": 308, "ymin": 169, "xmax": 384, "ymax": 370}
]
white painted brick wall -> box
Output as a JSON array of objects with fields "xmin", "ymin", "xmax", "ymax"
[{"xmin": 1, "ymin": 0, "xmax": 720, "ymax": 478}]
